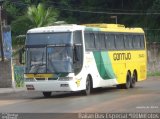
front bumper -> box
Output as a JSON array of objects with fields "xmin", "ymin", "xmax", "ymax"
[{"xmin": 25, "ymin": 80, "xmax": 82, "ymax": 92}]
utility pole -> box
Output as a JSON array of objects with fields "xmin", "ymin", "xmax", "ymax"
[{"xmin": 0, "ymin": 0, "xmax": 4, "ymax": 61}]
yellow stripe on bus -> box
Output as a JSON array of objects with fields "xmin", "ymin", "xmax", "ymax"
[{"xmin": 24, "ymin": 74, "xmax": 54, "ymax": 78}]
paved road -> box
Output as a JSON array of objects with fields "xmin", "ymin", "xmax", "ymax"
[{"xmin": 0, "ymin": 77, "xmax": 159, "ymax": 115}]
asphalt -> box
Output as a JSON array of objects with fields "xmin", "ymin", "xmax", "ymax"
[{"xmin": 0, "ymin": 76, "xmax": 159, "ymax": 94}]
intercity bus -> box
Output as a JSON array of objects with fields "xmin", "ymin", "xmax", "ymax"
[{"xmin": 21, "ymin": 24, "xmax": 147, "ymax": 97}]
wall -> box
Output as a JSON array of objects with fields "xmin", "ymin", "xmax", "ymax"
[
  {"xmin": 0, "ymin": 60, "xmax": 12, "ymax": 88},
  {"xmin": 147, "ymin": 42, "xmax": 160, "ymax": 72}
]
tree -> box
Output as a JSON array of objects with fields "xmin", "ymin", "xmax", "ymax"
[
  {"xmin": 11, "ymin": 3, "xmax": 58, "ymax": 46},
  {"xmin": 27, "ymin": 3, "xmax": 58, "ymax": 27}
]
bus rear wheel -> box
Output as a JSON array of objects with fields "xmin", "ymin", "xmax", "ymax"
[
  {"xmin": 82, "ymin": 76, "xmax": 92, "ymax": 95},
  {"xmin": 130, "ymin": 72, "xmax": 136, "ymax": 88},
  {"xmin": 43, "ymin": 92, "xmax": 52, "ymax": 98}
]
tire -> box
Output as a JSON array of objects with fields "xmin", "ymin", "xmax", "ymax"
[
  {"xmin": 82, "ymin": 76, "xmax": 92, "ymax": 95},
  {"xmin": 117, "ymin": 72, "xmax": 131, "ymax": 89},
  {"xmin": 125, "ymin": 72, "xmax": 131, "ymax": 89},
  {"xmin": 120, "ymin": 72, "xmax": 131, "ymax": 89},
  {"xmin": 43, "ymin": 92, "xmax": 52, "ymax": 98},
  {"xmin": 130, "ymin": 72, "xmax": 136, "ymax": 88},
  {"xmin": 116, "ymin": 84, "xmax": 123, "ymax": 89}
]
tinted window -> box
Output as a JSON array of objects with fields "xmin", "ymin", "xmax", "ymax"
[
  {"xmin": 99, "ymin": 33, "xmax": 106, "ymax": 49},
  {"xmin": 115, "ymin": 34, "xmax": 124, "ymax": 49},
  {"xmin": 73, "ymin": 31, "xmax": 82, "ymax": 44},
  {"xmin": 95, "ymin": 33, "xmax": 106, "ymax": 50},
  {"xmin": 84, "ymin": 32, "xmax": 95, "ymax": 50},
  {"xmin": 27, "ymin": 32, "xmax": 71, "ymax": 45},
  {"xmin": 133, "ymin": 35, "xmax": 141, "ymax": 49},
  {"xmin": 105, "ymin": 34, "xmax": 116, "ymax": 50},
  {"xmin": 95, "ymin": 33, "xmax": 101, "ymax": 49},
  {"xmin": 124, "ymin": 35, "xmax": 133, "ymax": 49},
  {"xmin": 140, "ymin": 35, "xmax": 145, "ymax": 49},
  {"xmin": 73, "ymin": 31, "xmax": 83, "ymax": 74}
]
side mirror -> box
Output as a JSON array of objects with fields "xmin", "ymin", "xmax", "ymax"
[{"xmin": 19, "ymin": 47, "xmax": 25, "ymax": 65}]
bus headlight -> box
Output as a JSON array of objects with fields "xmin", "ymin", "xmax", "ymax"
[{"xmin": 58, "ymin": 77, "xmax": 73, "ymax": 81}]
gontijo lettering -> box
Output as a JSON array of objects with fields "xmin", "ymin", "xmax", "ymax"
[{"xmin": 113, "ymin": 53, "xmax": 131, "ymax": 61}]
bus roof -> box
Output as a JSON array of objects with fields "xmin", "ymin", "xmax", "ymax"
[
  {"xmin": 84, "ymin": 24, "xmax": 144, "ymax": 34},
  {"xmin": 27, "ymin": 24, "xmax": 85, "ymax": 33},
  {"xmin": 27, "ymin": 24, "xmax": 144, "ymax": 34}
]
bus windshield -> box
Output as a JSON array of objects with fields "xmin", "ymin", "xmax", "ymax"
[{"xmin": 25, "ymin": 32, "xmax": 73, "ymax": 74}]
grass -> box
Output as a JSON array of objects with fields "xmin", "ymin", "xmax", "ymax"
[{"xmin": 147, "ymin": 71, "xmax": 160, "ymax": 76}]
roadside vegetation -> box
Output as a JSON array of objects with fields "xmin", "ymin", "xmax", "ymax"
[
  {"xmin": 147, "ymin": 71, "xmax": 160, "ymax": 76},
  {"xmin": 3, "ymin": 0, "xmax": 160, "ymax": 47}
]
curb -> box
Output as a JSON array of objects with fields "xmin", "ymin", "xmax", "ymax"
[
  {"xmin": 148, "ymin": 76, "xmax": 160, "ymax": 80},
  {"xmin": 0, "ymin": 88, "xmax": 25, "ymax": 94}
]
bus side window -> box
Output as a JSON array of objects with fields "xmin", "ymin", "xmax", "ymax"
[
  {"xmin": 100, "ymin": 33, "xmax": 106, "ymax": 50},
  {"xmin": 106, "ymin": 34, "xmax": 116, "ymax": 50},
  {"xmin": 95, "ymin": 33, "xmax": 101, "ymax": 50},
  {"xmin": 90, "ymin": 33, "xmax": 96, "ymax": 50},
  {"xmin": 124, "ymin": 35, "xmax": 133, "ymax": 49},
  {"xmin": 115, "ymin": 34, "xmax": 124, "ymax": 50},
  {"xmin": 73, "ymin": 31, "xmax": 82, "ymax": 44},
  {"xmin": 84, "ymin": 32, "xmax": 90, "ymax": 50},
  {"xmin": 133, "ymin": 35, "xmax": 141, "ymax": 49},
  {"xmin": 95, "ymin": 33, "xmax": 106, "ymax": 50},
  {"xmin": 84, "ymin": 32, "xmax": 95, "ymax": 51},
  {"xmin": 73, "ymin": 31, "xmax": 83, "ymax": 74}
]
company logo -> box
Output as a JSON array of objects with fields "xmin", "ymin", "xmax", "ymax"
[{"xmin": 113, "ymin": 53, "xmax": 131, "ymax": 61}]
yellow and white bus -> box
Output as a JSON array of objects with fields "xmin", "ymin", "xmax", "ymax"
[{"xmin": 21, "ymin": 24, "xmax": 147, "ymax": 97}]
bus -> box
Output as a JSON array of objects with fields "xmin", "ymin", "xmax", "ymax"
[{"xmin": 20, "ymin": 24, "xmax": 147, "ymax": 97}]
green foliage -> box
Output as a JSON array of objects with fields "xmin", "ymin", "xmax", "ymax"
[
  {"xmin": 3, "ymin": 0, "xmax": 160, "ymax": 44},
  {"xmin": 11, "ymin": 16, "xmax": 32, "ymax": 46},
  {"xmin": 14, "ymin": 66, "xmax": 24, "ymax": 87},
  {"xmin": 27, "ymin": 3, "xmax": 58, "ymax": 27},
  {"xmin": 148, "ymin": 71, "xmax": 160, "ymax": 76},
  {"xmin": 3, "ymin": 1, "xmax": 20, "ymax": 24},
  {"xmin": 5, "ymin": 2, "xmax": 58, "ymax": 46}
]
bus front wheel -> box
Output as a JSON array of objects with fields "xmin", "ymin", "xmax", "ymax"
[
  {"xmin": 43, "ymin": 92, "xmax": 52, "ymax": 98},
  {"xmin": 82, "ymin": 76, "xmax": 92, "ymax": 95},
  {"xmin": 124, "ymin": 72, "xmax": 131, "ymax": 89}
]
